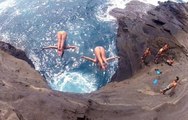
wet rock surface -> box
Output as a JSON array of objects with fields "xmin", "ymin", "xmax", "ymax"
[{"xmin": 1, "ymin": 1, "xmax": 188, "ymax": 120}]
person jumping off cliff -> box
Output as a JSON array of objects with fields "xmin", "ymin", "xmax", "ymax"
[
  {"xmin": 160, "ymin": 76, "xmax": 180, "ymax": 95},
  {"xmin": 42, "ymin": 31, "xmax": 77, "ymax": 57},
  {"xmin": 141, "ymin": 48, "xmax": 151, "ymax": 65},
  {"xmin": 81, "ymin": 46, "xmax": 119, "ymax": 70},
  {"xmin": 154, "ymin": 43, "xmax": 170, "ymax": 63}
]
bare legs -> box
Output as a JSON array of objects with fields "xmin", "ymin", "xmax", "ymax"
[
  {"xmin": 95, "ymin": 47, "xmax": 106, "ymax": 70},
  {"xmin": 43, "ymin": 31, "xmax": 77, "ymax": 57},
  {"xmin": 82, "ymin": 46, "xmax": 119, "ymax": 70},
  {"xmin": 57, "ymin": 31, "xmax": 67, "ymax": 56},
  {"xmin": 100, "ymin": 47, "xmax": 107, "ymax": 64}
]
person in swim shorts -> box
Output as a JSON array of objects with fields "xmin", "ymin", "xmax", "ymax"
[
  {"xmin": 160, "ymin": 76, "xmax": 180, "ymax": 95},
  {"xmin": 141, "ymin": 48, "xmax": 151, "ymax": 65},
  {"xmin": 164, "ymin": 57, "xmax": 174, "ymax": 66},
  {"xmin": 154, "ymin": 43, "xmax": 170, "ymax": 63}
]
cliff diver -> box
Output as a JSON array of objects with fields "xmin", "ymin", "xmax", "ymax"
[
  {"xmin": 154, "ymin": 43, "xmax": 170, "ymax": 63},
  {"xmin": 141, "ymin": 48, "xmax": 151, "ymax": 65},
  {"xmin": 42, "ymin": 31, "xmax": 77, "ymax": 57},
  {"xmin": 160, "ymin": 76, "xmax": 180, "ymax": 95},
  {"xmin": 81, "ymin": 46, "xmax": 119, "ymax": 70}
]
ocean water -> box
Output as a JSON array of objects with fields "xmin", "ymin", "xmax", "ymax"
[{"xmin": 0, "ymin": 0, "xmax": 187, "ymax": 93}]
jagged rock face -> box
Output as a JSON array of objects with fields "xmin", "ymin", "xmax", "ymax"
[
  {"xmin": 1, "ymin": 1, "xmax": 188, "ymax": 120},
  {"xmin": 111, "ymin": 1, "xmax": 188, "ymax": 81},
  {"xmin": 0, "ymin": 41, "xmax": 35, "ymax": 68},
  {"xmin": 0, "ymin": 50, "xmax": 89, "ymax": 120}
]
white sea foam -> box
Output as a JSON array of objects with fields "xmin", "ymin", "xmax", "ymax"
[
  {"xmin": 51, "ymin": 71, "xmax": 97, "ymax": 93},
  {"xmin": 96, "ymin": 0, "xmax": 132, "ymax": 22},
  {"xmin": 3, "ymin": 0, "xmax": 187, "ymax": 93},
  {"xmin": 0, "ymin": 0, "xmax": 16, "ymax": 14},
  {"xmin": 96, "ymin": 0, "xmax": 188, "ymax": 22},
  {"xmin": 30, "ymin": 52, "xmax": 41, "ymax": 71}
]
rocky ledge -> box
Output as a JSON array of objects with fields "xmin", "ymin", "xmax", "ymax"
[
  {"xmin": 0, "ymin": 41, "xmax": 35, "ymax": 68},
  {"xmin": 1, "ymin": 1, "xmax": 188, "ymax": 120},
  {"xmin": 111, "ymin": 1, "xmax": 188, "ymax": 81}
]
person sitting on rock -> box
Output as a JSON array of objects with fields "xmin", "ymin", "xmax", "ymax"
[
  {"xmin": 160, "ymin": 76, "xmax": 180, "ymax": 95},
  {"xmin": 81, "ymin": 46, "xmax": 119, "ymax": 70},
  {"xmin": 42, "ymin": 31, "xmax": 77, "ymax": 57},
  {"xmin": 141, "ymin": 48, "xmax": 151, "ymax": 65},
  {"xmin": 164, "ymin": 57, "xmax": 174, "ymax": 66},
  {"xmin": 154, "ymin": 43, "xmax": 170, "ymax": 63}
]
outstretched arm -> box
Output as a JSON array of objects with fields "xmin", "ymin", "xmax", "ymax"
[
  {"xmin": 81, "ymin": 56, "xmax": 96, "ymax": 63},
  {"xmin": 106, "ymin": 56, "xmax": 120, "ymax": 62},
  {"xmin": 42, "ymin": 45, "xmax": 57, "ymax": 50},
  {"xmin": 64, "ymin": 45, "xmax": 77, "ymax": 49}
]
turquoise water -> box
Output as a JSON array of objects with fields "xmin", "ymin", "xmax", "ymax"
[
  {"xmin": 0, "ymin": 0, "xmax": 187, "ymax": 93},
  {"xmin": 0, "ymin": 0, "xmax": 118, "ymax": 93}
]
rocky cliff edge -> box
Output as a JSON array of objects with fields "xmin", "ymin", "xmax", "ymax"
[{"xmin": 1, "ymin": 1, "xmax": 188, "ymax": 120}]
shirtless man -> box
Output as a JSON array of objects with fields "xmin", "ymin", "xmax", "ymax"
[
  {"xmin": 164, "ymin": 57, "xmax": 174, "ymax": 66},
  {"xmin": 154, "ymin": 43, "xmax": 170, "ymax": 63},
  {"xmin": 43, "ymin": 31, "xmax": 77, "ymax": 57},
  {"xmin": 81, "ymin": 46, "xmax": 119, "ymax": 70},
  {"xmin": 160, "ymin": 76, "xmax": 179, "ymax": 95},
  {"xmin": 141, "ymin": 48, "xmax": 151, "ymax": 64}
]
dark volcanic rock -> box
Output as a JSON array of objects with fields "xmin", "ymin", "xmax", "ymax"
[
  {"xmin": 0, "ymin": 41, "xmax": 35, "ymax": 68},
  {"xmin": 1, "ymin": 1, "xmax": 188, "ymax": 120},
  {"xmin": 0, "ymin": 50, "xmax": 89, "ymax": 120},
  {"xmin": 110, "ymin": 1, "xmax": 188, "ymax": 81}
]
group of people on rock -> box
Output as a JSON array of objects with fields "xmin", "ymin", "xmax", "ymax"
[
  {"xmin": 43, "ymin": 30, "xmax": 180, "ymax": 95},
  {"xmin": 42, "ymin": 31, "xmax": 119, "ymax": 70},
  {"xmin": 141, "ymin": 43, "xmax": 180, "ymax": 95},
  {"xmin": 141, "ymin": 43, "xmax": 174, "ymax": 66}
]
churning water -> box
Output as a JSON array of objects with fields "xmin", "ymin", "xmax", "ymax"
[{"xmin": 0, "ymin": 0, "xmax": 187, "ymax": 93}]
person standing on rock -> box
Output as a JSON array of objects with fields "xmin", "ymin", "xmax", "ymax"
[
  {"xmin": 160, "ymin": 76, "xmax": 180, "ymax": 95},
  {"xmin": 42, "ymin": 31, "xmax": 77, "ymax": 57},
  {"xmin": 81, "ymin": 46, "xmax": 119, "ymax": 70},
  {"xmin": 141, "ymin": 48, "xmax": 151, "ymax": 65},
  {"xmin": 154, "ymin": 43, "xmax": 170, "ymax": 63}
]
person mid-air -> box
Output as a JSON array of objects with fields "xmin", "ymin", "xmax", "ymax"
[
  {"xmin": 43, "ymin": 31, "xmax": 77, "ymax": 57},
  {"xmin": 81, "ymin": 46, "xmax": 119, "ymax": 70}
]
